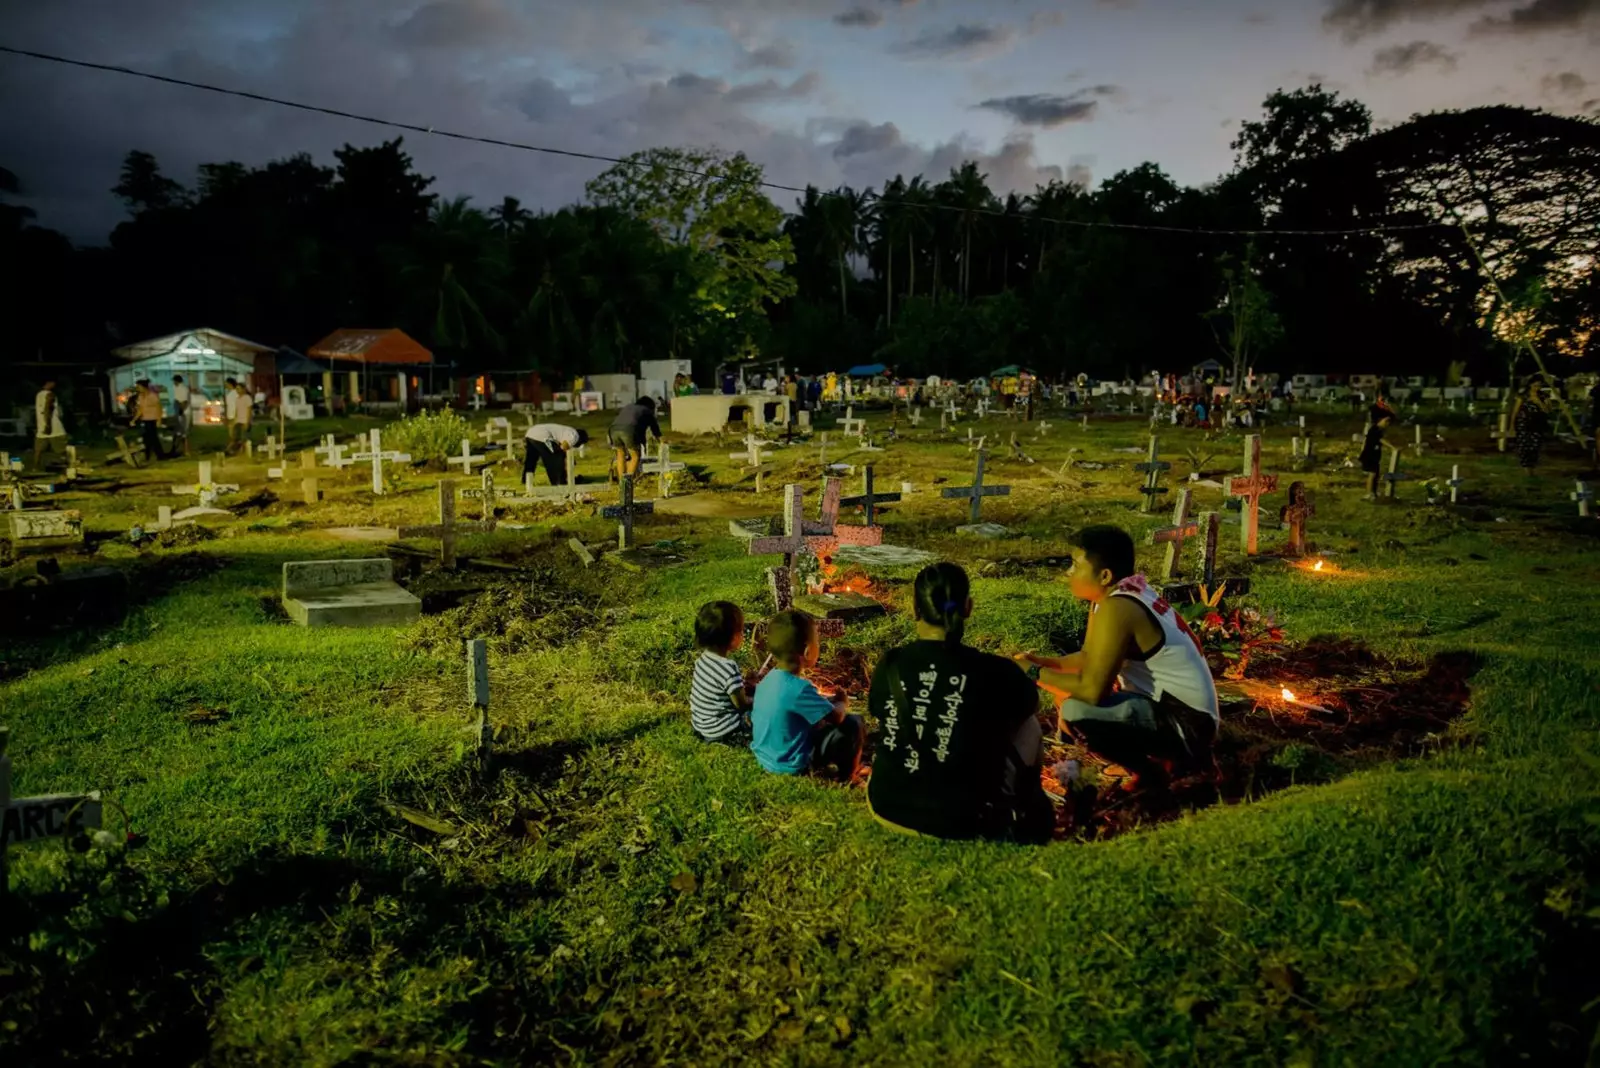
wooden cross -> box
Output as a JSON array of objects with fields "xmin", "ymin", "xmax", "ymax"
[
  {"xmin": 466, "ymin": 639, "xmax": 492, "ymax": 773},
  {"xmin": 1, "ymin": 727, "xmax": 105, "ymax": 893},
  {"xmin": 967, "ymin": 433, "xmax": 987, "ymax": 453},
  {"xmin": 448, "ymin": 438, "xmax": 486, "ymax": 474},
  {"xmin": 839, "ymin": 464, "xmax": 901, "ymax": 528},
  {"xmin": 1447, "ymin": 465, "xmax": 1465, "ymax": 504},
  {"xmin": 398, "ymin": 479, "xmax": 496, "ymax": 568},
  {"xmin": 171, "ymin": 460, "xmax": 240, "ymax": 508},
  {"xmin": 749, "ymin": 483, "xmax": 811, "ymax": 571},
  {"xmin": 1412, "ymin": 423, "xmax": 1425, "ymax": 458},
  {"xmin": 460, "ymin": 469, "xmax": 510, "ymax": 521},
  {"xmin": 729, "ymin": 432, "xmax": 772, "ymax": 468},
  {"xmin": 1134, "ymin": 435, "xmax": 1170, "ymax": 513},
  {"xmin": 1282, "ymin": 481, "xmax": 1314, "ymax": 557},
  {"xmin": 1491, "ymin": 413, "xmax": 1512, "ymax": 453},
  {"xmin": 1573, "ymin": 481, "xmax": 1594, "ymax": 519},
  {"xmin": 1035, "ymin": 421, "xmax": 1052, "ymax": 437},
  {"xmin": 314, "ymin": 434, "xmax": 338, "ymax": 458},
  {"xmin": 640, "ymin": 441, "xmax": 685, "ymax": 498},
  {"xmin": 1223, "ymin": 434, "xmax": 1278, "ymax": 554},
  {"xmin": 111, "ymin": 434, "xmax": 146, "ymax": 469},
  {"xmin": 1381, "ymin": 443, "xmax": 1415, "ymax": 499},
  {"xmin": 1148, "ymin": 487, "xmax": 1199, "ymax": 580},
  {"xmin": 939, "ymin": 410, "xmax": 949, "ymax": 432},
  {"xmin": 352, "ymin": 429, "xmax": 411, "ymax": 495},
  {"xmin": 909, "ymin": 407, "xmax": 922, "ymax": 427},
  {"xmin": 976, "ymin": 398, "xmax": 990, "ymax": 419},
  {"xmin": 601, "ymin": 475, "xmax": 654, "ymax": 550},
  {"xmin": 1080, "ymin": 413, "xmax": 1090, "ymax": 431},
  {"xmin": 941, "ymin": 449, "xmax": 1011, "ymax": 524},
  {"xmin": 259, "ymin": 435, "xmax": 286, "ymax": 461}
]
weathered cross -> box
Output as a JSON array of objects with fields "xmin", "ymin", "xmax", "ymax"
[
  {"xmin": 171, "ymin": 460, "xmax": 240, "ymax": 508},
  {"xmin": 1148, "ymin": 487, "xmax": 1199, "ymax": 580},
  {"xmin": 939, "ymin": 410, "xmax": 949, "ymax": 432},
  {"xmin": 1134, "ymin": 435, "xmax": 1170, "ymax": 514},
  {"xmin": 352, "ymin": 429, "xmax": 411, "ymax": 495},
  {"xmin": 1491, "ymin": 413, "xmax": 1512, "ymax": 453},
  {"xmin": 1281, "ymin": 481, "xmax": 1314, "ymax": 557},
  {"xmin": 398, "ymin": 479, "xmax": 496, "ymax": 568},
  {"xmin": 448, "ymin": 437, "xmax": 487, "ymax": 475},
  {"xmin": 967, "ymin": 433, "xmax": 988, "ymax": 453},
  {"xmin": 838, "ymin": 464, "xmax": 901, "ymax": 530},
  {"xmin": 1447, "ymin": 464, "xmax": 1465, "ymax": 504},
  {"xmin": 258, "ymin": 435, "xmax": 286, "ymax": 462},
  {"xmin": 1008, "ymin": 432, "xmax": 1035, "ymax": 464},
  {"xmin": 1223, "ymin": 434, "xmax": 1278, "ymax": 554},
  {"xmin": 1573, "ymin": 481, "xmax": 1594, "ymax": 519},
  {"xmin": 112, "ymin": 434, "xmax": 146, "ymax": 469},
  {"xmin": 1035, "ymin": 420, "xmax": 1053, "ymax": 437},
  {"xmin": 460, "ymin": 469, "xmax": 520, "ymax": 520},
  {"xmin": 1412, "ymin": 423, "xmax": 1426, "ymax": 458},
  {"xmin": 840, "ymin": 407, "xmax": 866, "ymax": 438},
  {"xmin": 1080, "ymin": 413, "xmax": 1090, "ymax": 431},
  {"xmin": 941, "ymin": 449, "xmax": 1011, "ymax": 524},
  {"xmin": 640, "ymin": 441, "xmax": 685, "ymax": 498},
  {"xmin": 1, "ymin": 727, "xmax": 105, "ymax": 893},
  {"xmin": 1381, "ymin": 443, "xmax": 1416, "ymax": 500},
  {"xmin": 602, "ymin": 474, "xmax": 654, "ymax": 550},
  {"xmin": 730, "ymin": 432, "xmax": 772, "ymax": 469},
  {"xmin": 909, "ymin": 407, "xmax": 922, "ymax": 427}
]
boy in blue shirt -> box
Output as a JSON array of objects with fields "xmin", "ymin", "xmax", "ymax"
[{"xmin": 751, "ymin": 610, "xmax": 864, "ymax": 782}]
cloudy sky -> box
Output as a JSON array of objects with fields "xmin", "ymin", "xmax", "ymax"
[{"xmin": 3, "ymin": 0, "xmax": 1596, "ymax": 244}]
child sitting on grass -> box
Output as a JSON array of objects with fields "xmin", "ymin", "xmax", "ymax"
[
  {"xmin": 751, "ymin": 610, "xmax": 864, "ymax": 782},
  {"xmin": 690, "ymin": 601, "xmax": 754, "ymax": 745}
]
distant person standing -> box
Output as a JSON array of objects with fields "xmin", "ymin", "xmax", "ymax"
[
  {"xmin": 228, "ymin": 380, "xmax": 254, "ymax": 455},
  {"xmin": 1510, "ymin": 377, "xmax": 1550, "ymax": 478},
  {"xmin": 131, "ymin": 379, "xmax": 170, "ymax": 461},
  {"xmin": 1359, "ymin": 388, "xmax": 1395, "ymax": 501},
  {"xmin": 32, "ymin": 379, "xmax": 67, "ymax": 470},
  {"xmin": 608, "ymin": 396, "xmax": 661, "ymax": 479},
  {"xmin": 171, "ymin": 374, "xmax": 201, "ymax": 457}
]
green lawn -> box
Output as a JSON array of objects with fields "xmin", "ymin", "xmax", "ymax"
[{"xmin": 3, "ymin": 404, "xmax": 1598, "ymax": 1066}]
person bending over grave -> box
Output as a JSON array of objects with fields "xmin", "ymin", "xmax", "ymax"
[
  {"xmin": 866, "ymin": 563, "xmax": 1053, "ymax": 843},
  {"xmin": 1359, "ymin": 388, "xmax": 1396, "ymax": 501},
  {"xmin": 751, "ymin": 610, "xmax": 864, "ymax": 782},
  {"xmin": 523, "ymin": 423, "xmax": 589, "ymax": 485},
  {"xmin": 1016, "ymin": 525, "xmax": 1219, "ymax": 794},
  {"xmin": 608, "ymin": 396, "xmax": 662, "ymax": 479},
  {"xmin": 691, "ymin": 601, "xmax": 757, "ymax": 746}
]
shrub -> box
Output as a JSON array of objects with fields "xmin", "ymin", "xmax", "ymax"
[{"xmin": 388, "ymin": 410, "xmax": 475, "ymax": 469}]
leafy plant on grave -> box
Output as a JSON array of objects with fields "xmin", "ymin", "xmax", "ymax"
[
  {"xmin": 1181, "ymin": 446, "xmax": 1218, "ymax": 478},
  {"xmin": 1176, "ymin": 594, "xmax": 1284, "ymax": 680},
  {"xmin": 387, "ymin": 409, "xmax": 475, "ymax": 469}
]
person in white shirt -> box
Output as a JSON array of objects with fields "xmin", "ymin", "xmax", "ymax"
[
  {"xmin": 1017, "ymin": 524, "xmax": 1220, "ymax": 793},
  {"xmin": 32, "ymin": 379, "xmax": 67, "ymax": 469},
  {"xmin": 762, "ymin": 374, "xmax": 778, "ymax": 393},
  {"xmin": 523, "ymin": 423, "xmax": 589, "ymax": 485},
  {"xmin": 170, "ymin": 375, "xmax": 205, "ymax": 456}
]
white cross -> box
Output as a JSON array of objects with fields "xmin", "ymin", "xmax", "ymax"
[
  {"xmin": 352, "ymin": 429, "xmax": 411, "ymax": 495},
  {"xmin": 909, "ymin": 407, "xmax": 922, "ymax": 427},
  {"xmin": 729, "ymin": 433, "xmax": 772, "ymax": 469},
  {"xmin": 1447, "ymin": 464, "xmax": 1465, "ymax": 505},
  {"xmin": 448, "ymin": 437, "xmax": 487, "ymax": 474},
  {"xmin": 641, "ymin": 442, "xmax": 685, "ymax": 498},
  {"xmin": 1573, "ymin": 481, "xmax": 1594, "ymax": 519},
  {"xmin": 841, "ymin": 406, "xmax": 865, "ymax": 437},
  {"xmin": 258, "ymin": 435, "xmax": 285, "ymax": 461},
  {"xmin": 171, "ymin": 460, "xmax": 240, "ymax": 508},
  {"xmin": 1035, "ymin": 421, "xmax": 1052, "ymax": 437}
]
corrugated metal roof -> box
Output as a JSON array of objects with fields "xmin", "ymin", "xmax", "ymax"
[{"xmin": 111, "ymin": 327, "xmax": 274, "ymax": 362}]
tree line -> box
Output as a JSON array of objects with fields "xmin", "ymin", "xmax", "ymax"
[{"xmin": 2, "ymin": 86, "xmax": 1595, "ymax": 386}]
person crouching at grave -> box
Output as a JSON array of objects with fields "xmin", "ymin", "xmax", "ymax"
[
  {"xmin": 1359, "ymin": 389, "xmax": 1395, "ymax": 501},
  {"xmin": 131, "ymin": 379, "xmax": 170, "ymax": 461},
  {"xmin": 1016, "ymin": 525, "xmax": 1219, "ymax": 794},
  {"xmin": 608, "ymin": 396, "xmax": 662, "ymax": 479},
  {"xmin": 866, "ymin": 563, "xmax": 1053, "ymax": 843},
  {"xmin": 523, "ymin": 423, "xmax": 588, "ymax": 485},
  {"xmin": 751, "ymin": 610, "xmax": 864, "ymax": 782},
  {"xmin": 691, "ymin": 601, "xmax": 756, "ymax": 745}
]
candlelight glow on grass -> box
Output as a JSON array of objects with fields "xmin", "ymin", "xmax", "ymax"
[
  {"xmin": 1292, "ymin": 556, "xmax": 1348, "ymax": 576},
  {"xmin": 1282, "ymin": 687, "xmax": 1297, "ymax": 702}
]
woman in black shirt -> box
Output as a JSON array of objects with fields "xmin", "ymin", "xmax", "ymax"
[
  {"xmin": 1359, "ymin": 389, "xmax": 1395, "ymax": 501},
  {"xmin": 866, "ymin": 563, "xmax": 1053, "ymax": 842}
]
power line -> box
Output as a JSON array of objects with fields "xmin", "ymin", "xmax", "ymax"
[{"xmin": 1, "ymin": 43, "xmax": 1448, "ymax": 238}]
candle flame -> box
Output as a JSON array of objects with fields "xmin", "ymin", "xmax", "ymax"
[
  {"xmin": 1281, "ymin": 687, "xmax": 1297, "ymax": 702},
  {"xmin": 1313, "ymin": 560, "xmax": 1324, "ymax": 571}
]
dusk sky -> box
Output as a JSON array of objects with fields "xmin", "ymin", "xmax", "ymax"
[{"xmin": 4, "ymin": 0, "xmax": 1596, "ymax": 244}]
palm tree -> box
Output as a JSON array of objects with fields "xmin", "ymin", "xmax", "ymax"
[
  {"xmin": 943, "ymin": 162, "xmax": 995, "ymax": 302},
  {"xmin": 900, "ymin": 176, "xmax": 934, "ymax": 304},
  {"xmin": 488, "ymin": 195, "xmax": 532, "ymax": 241},
  {"xmin": 406, "ymin": 196, "xmax": 506, "ymax": 360},
  {"xmin": 820, "ymin": 185, "xmax": 871, "ymax": 321}
]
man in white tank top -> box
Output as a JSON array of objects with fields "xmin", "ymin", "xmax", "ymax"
[{"xmin": 1017, "ymin": 525, "xmax": 1219, "ymax": 791}]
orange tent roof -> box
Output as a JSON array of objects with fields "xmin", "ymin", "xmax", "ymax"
[{"xmin": 308, "ymin": 328, "xmax": 433, "ymax": 366}]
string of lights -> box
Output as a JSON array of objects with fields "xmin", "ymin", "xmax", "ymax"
[{"xmin": 1, "ymin": 43, "xmax": 1451, "ymax": 238}]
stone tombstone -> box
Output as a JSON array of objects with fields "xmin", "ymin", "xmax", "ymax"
[{"xmin": 8, "ymin": 509, "xmax": 84, "ymax": 549}]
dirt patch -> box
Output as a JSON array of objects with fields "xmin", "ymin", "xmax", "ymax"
[
  {"xmin": 1042, "ymin": 639, "xmax": 1479, "ymax": 841},
  {"xmin": 407, "ymin": 561, "xmax": 611, "ymax": 655},
  {"xmin": 651, "ymin": 492, "xmax": 772, "ymax": 519}
]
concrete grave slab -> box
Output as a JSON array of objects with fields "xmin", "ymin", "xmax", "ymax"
[
  {"xmin": 833, "ymin": 544, "xmax": 938, "ymax": 568},
  {"xmin": 281, "ymin": 557, "xmax": 421, "ymax": 627},
  {"xmin": 957, "ymin": 522, "xmax": 1012, "ymax": 538}
]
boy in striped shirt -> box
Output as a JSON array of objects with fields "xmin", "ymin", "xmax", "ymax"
[{"xmin": 691, "ymin": 601, "xmax": 755, "ymax": 745}]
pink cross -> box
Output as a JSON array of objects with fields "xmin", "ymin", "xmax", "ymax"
[{"xmin": 1223, "ymin": 434, "xmax": 1278, "ymax": 555}]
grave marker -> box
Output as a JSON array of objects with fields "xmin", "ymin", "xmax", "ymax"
[
  {"xmin": 1162, "ymin": 511, "xmax": 1251, "ymax": 604},
  {"xmin": 1134, "ymin": 435, "xmax": 1170, "ymax": 513},
  {"xmin": 111, "ymin": 435, "xmax": 146, "ymax": 469},
  {"xmin": 1035, "ymin": 421, "xmax": 1053, "ymax": 437},
  {"xmin": 301, "ymin": 477, "xmax": 320, "ymax": 506},
  {"xmin": 840, "ymin": 407, "xmax": 865, "ymax": 438},
  {"xmin": 171, "ymin": 461, "xmax": 240, "ymax": 508},
  {"xmin": 1281, "ymin": 481, "xmax": 1314, "ymax": 557},
  {"xmin": 352, "ymin": 429, "xmax": 411, "ymax": 495},
  {"xmin": 301, "ymin": 449, "xmax": 318, "ymax": 471},
  {"xmin": 1491, "ymin": 414, "xmax": 1512, "ymax": 453},
  {"xmin": 448, "ymin": 438, "xmax": 487, "ymax": 474},
  {"xmin": 837, "ymin": 465, "xmax": 900, "ymax": 533},
  {"xmin": 601, "ymin": 475, "xmax": 654, "ymax": 550},
  {"xmin": 467, "ymin": 639, "xmax": 492, "ymax": 774},
  {"xmin": 909, "ymin": 407, "xmax": 922, "ymax": 427},
  {"xmin": 1223, "ymin": 434, "xmax": 1278, "ymax": 554},
  {"xmin": 1447, "ymin": 465, "xmax": 1465, "ymax": 505},
  {"xmin": 941, "ymin": 450, "xmax": 1011, "ymax": 526},
  {"xmin": 2, "ymin": 728, "xmax": 105, "ymax": 893},
  {"xmin": 323, "ymin": 441, "xmax": 356, "ymax": 470},
  {"xmin": 1381, "ymin": 443, "xmax": 1416, "ymax": 500},
  {"xmin": 1148, "ymin": 487, "xmax": 1199, "ymax": 580},
  {"xmin": 7, "ymin": 509, "xmax": 84, "ymax": 550},
  {"xmin": 640, "ymin": 442, "xmax": 685, "ymax": 498},
  {"xmin": 397, "ymin": 479, "xmax": 496, "ymax": 568},
  {"xmin": 1009, "ymin": 432, "xmax": 1035, "ymax": 464},
  {"xmin": 259, "ymin": 435, "xmax": 286, "ymax": 462},
  {"xmin": 1573, "ymin": 481, "xmax": 1594, "ymax": 519}
]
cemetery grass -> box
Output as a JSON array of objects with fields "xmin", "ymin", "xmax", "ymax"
[{"xmin": 2, "ymin": 410, "xmax": 1599, "ymax": 1066}]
